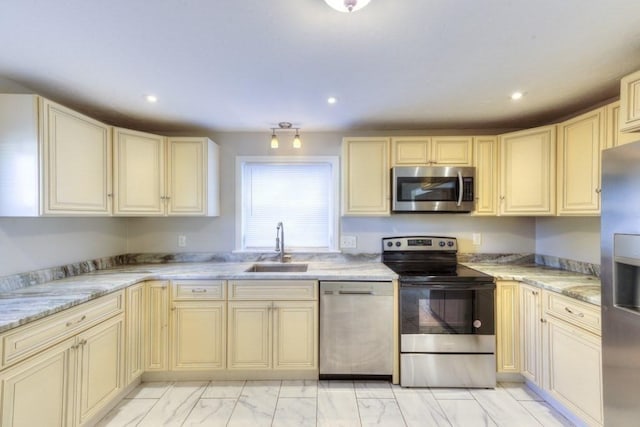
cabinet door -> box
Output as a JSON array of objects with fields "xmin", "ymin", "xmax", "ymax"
[
  {"xmin": 546, "ymin": 316, "xmax": 603, "ymax": 426},
  {"xmin": 472, "ymin": 136, "xmax": 498, "ymax": 216},
  {"xmin": 500, "ymin": 126, "xmax": 556, "ymax": 215},
  {"xmin": 391, "ymin": 137, "xmax": 431, "ymax": 165},
  {"xmin": 520, "ymin": 284, "xmax": 542, "ymax": 386},
  {"xmin": 125, "ymin": 283, "xmax": 145, "ymax": 383},
  {"xmin": 496, "ymin": 281, "xmax": 520, "ymax": 373},
  {"xmin": 167, "ymin": 137, "xmax": 205, "ymax": 215},
  {"xmin": 171, "ymin": 301, "xmax": 226, "ymax": 370},
  {"xmin": 342, "ymin": 137, "xmax": 390, "ymax": 216},
  {"xmin": 605, "ymin": 101, "xmax": 639, "ymax": 148},
  {"xmin": 273, "ymin": 301, "xmax": 317, "ymax": 370},
  {"xmin": 113, "ymin": 127, "xmax": 165, "ymax": 215},
  {"xmin": 227, "ymin": 301, "xmax": 271, "ymax": 369},
  {"xmin": 557, "ymin": 108, "xmax": 605, "ymax": 215},
  {"xmin": 75, "ymin": 315, "xmax": 125, "ymax": 425},
  {"xmin": 41, "ymin": 99, "xmax": 112, "ymax": 215},
  {"xmin": 619, "ymin": 69, "xmax": 640, "ymax": 132},
  {"xmin": 0, "ymin": 338, "xmax": 74, "ymax": 427},
  {"xmin": 431, "ymin": 136, "xmax": 473, "ymax": 166},
  {"xmin": 146, "ymin": 281, "xmax": 169, "ymax": 371}
]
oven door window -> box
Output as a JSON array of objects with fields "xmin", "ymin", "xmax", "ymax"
[
  {"xmin": 397, "ymin": 177, "xmax": 458, "ymax": 202},
  {"xmin": 400, "ymin": 286, "xmax": 494, "ymax": 335}
]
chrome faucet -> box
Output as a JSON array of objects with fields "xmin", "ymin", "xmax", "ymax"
[{"xmin": 275, "ymin": 221, "xmax": 286, "ymax": 263}]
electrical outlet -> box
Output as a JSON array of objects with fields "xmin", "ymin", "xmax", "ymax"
[
  {"xmin": 472, "ymin": 233, "xmax": 482, "ymax": 246},
  {"xmin": 178, "ymin": 234, "xmax": 187, "ymax": 248},
  {"xmin": 340, "ymin": 235, "xmax": 357, "ymax": 249}
]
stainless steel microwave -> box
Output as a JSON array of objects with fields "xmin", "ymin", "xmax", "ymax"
[{"xmin": 391, "ymin": 166, "xmax": 475, "ymax": 212}]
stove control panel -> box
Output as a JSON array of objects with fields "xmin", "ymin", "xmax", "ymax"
[{"xmin": 382, "ymin": 236, "xmax": 457, "ymax": 251}]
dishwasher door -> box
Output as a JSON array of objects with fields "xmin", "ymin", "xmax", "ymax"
[{"xmin": 319, "ymin": 281, "xmax": 394, "ymax": 378}]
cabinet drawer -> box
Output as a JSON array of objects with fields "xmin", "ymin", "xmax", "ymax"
[
  {"xmin": 544, "ymin": 291, "xmax": 601, "ymax": 335},
  {"xmin": 2, "ymin": 291, "xmax": 124, "ymax": 368},
  {"xmin": 172, "ymin": 280, "xmax": 225, "ymax": 300},
  {"xmin": 228, "ymin": 280, "xmax": 317, "ymax": 300}
]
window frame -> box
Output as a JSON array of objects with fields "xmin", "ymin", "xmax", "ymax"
[{"xmin": 235, "ymin": 155, "xmax": 340, "ymax": 253}]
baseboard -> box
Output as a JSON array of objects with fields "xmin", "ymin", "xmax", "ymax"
[
  {"xmin": 142, "ymin": 369, "xmax": 319, "ymax": 382},
  {"xmin": 496, "ymin": 372, "xmax": 525, "ymax": 382}
]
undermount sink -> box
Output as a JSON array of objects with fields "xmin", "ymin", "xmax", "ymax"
[{"xmin": 245, "ymin": 263, "xmax": 308, "ymax": 273}]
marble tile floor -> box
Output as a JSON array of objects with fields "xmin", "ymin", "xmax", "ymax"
[{"xmin": 96, "ymin": 380, "xmax": 575, "ymax": 427}]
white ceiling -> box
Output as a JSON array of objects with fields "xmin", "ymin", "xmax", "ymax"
[{"xmin": 1, "ymin": 0, "xmax": 640, "ymax": 133}]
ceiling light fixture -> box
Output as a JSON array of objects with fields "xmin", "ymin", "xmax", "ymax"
[
  {"xmin": 145, "ymin": 94, "xmax": 158, "ymax": 103},
  {"xmin": 511, "ymin": 91, "xmax": 524, "ymax": 101},
  {"xmin": 324, "ymin": 0, "xmax": 371, "ymax": 13},
  {"xmin": 270, "ymin": 122, "xmax": 302, "ymax": 149},
  {"xmin": 327, "ymin": 96, "xmax": 337, "ymax": 104}
]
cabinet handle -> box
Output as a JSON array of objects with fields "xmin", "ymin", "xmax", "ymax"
[
  {"xmin": 532, "ymin": 290, "xmax": 539, "ymax": 296},
  {"xmin": 564, "ymin": 306, "xmax": 584, "ymax": 317},
  {"xmin": 107, "ymin": 193, "xmax": 113, "ymax": 197},
  {"xmin": 165, "ymin": 196, "xmax": 171, "ymax": 200},
  {"xmin": 540, "ymin": 318, "xmax": 547, "ymax": 323},
  {"xmin": 66, "ymin": 315, "xmax": 87, "ymax": 327},
  {"xmin": 500, "ymin": 196, "xmax": 505, "ymax": 201},
  {"xmin": 595, "ymin": 188, "xmax": 602, "ymax": 194},
  {"xmin": 191, "ymin": 288, "xmax": 208, "ymax": 293},
  {"xmin": 171, "ymin": 307, "xmax": 176, "ymax": 311}
]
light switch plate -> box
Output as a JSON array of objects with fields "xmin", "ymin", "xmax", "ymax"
[
  {"xmin": 472, "ymin": 233, "xmax": 482, "ymax": 246},
  {"xmin": 178, "ymin": 234, "xmax": 187, "ymax": 247},
  {"xmin": 340, "ymin": 235, "xmax": 357, "ymax": 249}
]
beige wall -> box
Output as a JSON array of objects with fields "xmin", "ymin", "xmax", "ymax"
[{"xmin": 535, "ymin": 217, "xmax": 601, "ymax": 264}]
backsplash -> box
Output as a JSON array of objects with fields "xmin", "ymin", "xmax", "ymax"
[{"xmin": 0, "ymin": 251, "xmax": 598, "ymax": 292}]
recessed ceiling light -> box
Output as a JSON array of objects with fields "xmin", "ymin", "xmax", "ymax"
[
  {"xmin": 327, "ymin": 97, "xmax": 337, "ymax": 105},
  {"xmin": 145, "ymin": 95, "xmax": 158, "ymax": 103},
  {"xmin": 510, "ymin": 91, "xmax": 524, "ymax": 101}
]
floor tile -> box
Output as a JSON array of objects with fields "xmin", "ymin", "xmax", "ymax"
[
  {"xmin": 438, "ymin": 400, "xmax": 497, "ymax": 427},
  {"xmin": 279, "ymin": 380, "xmax": 318, "ymax": 398},
  {"xmin": 430, "ymin": 388, "xmax": 475, "ymax": 400},
  {"xmin": 137, "ymin": 381, "xmax": 207, "ymax": 427},
  {"xmin": 358, "ymin": 398, "xmax": 406, "ymax": 427},
  {"xmin": 272, "ymin": 397, "xmax": 317, "ymax": 427},
  {"xmin": 520, "ymin": 401, "xmax": 575, "ymax": 427},
  {"xmin": 227, "ymin": 380, "xmax": 280, "ymax": 427},
  {"xmin": 126, "ymin": 381, "xmax": 173, "ymax": 399},
  {"xmin": 470, "ymin": 387, "xmax": 542, "ymax": 427},
  {"xmin": 181, "ymin": 399, "xmax": 237, "ymax": 426},
  {"xmin": 499, "ymin": 382, "xmax": 544, "ymax": 402},
  {"xmin": 355, "ymin": 381, "xmax": 395, "ymax": 399},
  {"xmin": 393, "ymin": 388, "xmax": 451, "ymax": 427},
  {"xmin": 96, "ymin": 398, "xmax": 157, "ymax": 426},
  {"xmin": 317, "ymin": 380, "xmax": 360, "ymax": 427},
  {"xmin": 201, "ymin": 380, "xmax": 245, "ymax": 398}
]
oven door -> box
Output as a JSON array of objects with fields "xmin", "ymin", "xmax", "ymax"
[{"xmin": 400, "ymin": 282, "xmax": 495, "ymax": 353}]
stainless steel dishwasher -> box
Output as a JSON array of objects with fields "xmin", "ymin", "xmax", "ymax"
[{"xmin": 319, "ymin": 281, "xmax": 394, "ymax": 379}]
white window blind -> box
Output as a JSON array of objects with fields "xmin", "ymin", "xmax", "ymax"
[{"xmin": 240, "ymin": 158, "xmax": 337, "ymax": 251}]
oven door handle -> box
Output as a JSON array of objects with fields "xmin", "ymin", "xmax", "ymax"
[
  {"xmin": 400, "ymin": 283, "xmax": 494, "ymax": 291},
  {"xmin": 456, "ymin": 171, "xmax": 463, "ymax": 207}
]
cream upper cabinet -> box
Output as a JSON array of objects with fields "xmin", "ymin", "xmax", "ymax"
[
  {"xmin": 125, "ymin": 283, "xmax": 145, "ymax": 383},
  {"xmin": 0, "ymin": 94, "xmax": 112, "ymax": 216},
  {"xmin": 40, "ymin": 98, "xmax": 113, "ymax": 215},
  {"xmin": 391, "ymin": 136, "xmax": 472, "ymax": 166},
  {"xmin": 472, "ymin": 136, "xmax": 499, "ymax": 216},
  {"xmin": 170, "ymin": 280, "xmax": 226, "ymax": 371},
  {"xmin": 496, "ymin": 281, "xmax": 520, "ymax": 374},
  {"xmin": 499, "ymin": 126, "xmax": 556, "ymax": 215},
  {"xmin": 342, "ymin": 137, "xmax": 390, "ymax": 216},
  {"xmin": 520, "ymin": 283, "xmax": 543, "ymax": 386},
  {"xmin": 146, "ymin": 281, "xmax": 169, "ymax": 371},
  {"xmin": 619, "ymin": 69, "xmax": 640, "ymax": 132},
  {"xmin": 166, "ymin": 137, "xmax": 220, "ymax": 216},
  {"xmin": 605, "ymin": 101, "xmax": 640, "ymax": 148},
  {"xmin": 113, "ymin": 132, "xmax": 219, "ymax": 216},
  {"xmin": 227, "ymin": 280, "xmax": 318, "ymax": 372},
  {"xmin": 557, "ymin": 108, "xmax": 605, "ymax": 216},
  {"xmin": 113, "ymin": 128, "xmax": 165, "ymax": 215}
]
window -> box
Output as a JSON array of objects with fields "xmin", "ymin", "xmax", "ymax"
[{"xmin": 236, "ymin": 156, "xmax": 339, "ymax": 252}]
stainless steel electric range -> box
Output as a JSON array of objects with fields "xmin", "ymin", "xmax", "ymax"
[{"xmin": 382, "ymin": 236, "xmax": 496, "ymax": 388}]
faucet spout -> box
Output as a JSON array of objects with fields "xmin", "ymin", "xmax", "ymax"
[{"xmin": 276, "ymin": 222, "xmax": 286, "ymax": 263}]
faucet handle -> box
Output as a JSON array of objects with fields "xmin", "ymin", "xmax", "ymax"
[{"xmin": 282, "ymin": 254, "xmax": 292, "ymax": 263}]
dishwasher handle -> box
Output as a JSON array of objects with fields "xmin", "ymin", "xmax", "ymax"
[{"xmin": 337, "ymin": 290, "xmax": 375, "ymax": 295}]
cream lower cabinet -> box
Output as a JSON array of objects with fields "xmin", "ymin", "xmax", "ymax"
[
  {"xmin": 227, "ymin": 280, "xmax": 318, "ymax": 371},
  {"xmin": 170, "ymin": 280, "xmax": 226, "ymax": 371},
  {"xmin": 125, "ymin": 283, "xmax": 145, "ymax": 383},
  {"xmin": 0, "ymin": 314, "xmax": 125, "ymax": 427},
  {"xmin": 519, "ymin": 283, "xmax": 543, "ymax": 386},
  {"xmin": 496, "ymin": 281, "xmax": 520, "ymax": 374},
  {"xmin": 499, "ymin": 126, "xmax": 556, "ymax": 215},
  {"xmin": 146, "ymin": 281, "xmax": 170, "ymax": 371}
]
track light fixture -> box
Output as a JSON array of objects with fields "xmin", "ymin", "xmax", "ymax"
[{"xmin": 269, "ymin": 122, "xmax": 302, "ymax": 149}]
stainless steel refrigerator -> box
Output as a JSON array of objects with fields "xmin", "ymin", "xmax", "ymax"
[{"xmin": 601, "ymin": 139, "xmax": 640, "ymax": 426}]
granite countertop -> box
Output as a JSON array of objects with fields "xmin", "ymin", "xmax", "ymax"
[
  {"xmin": 0, "ymin": 261, "xmax": 397, "ymax": 334},
  {"xmin": 462, "ymin": 262, "xmax": 601, "ymax": 306}
]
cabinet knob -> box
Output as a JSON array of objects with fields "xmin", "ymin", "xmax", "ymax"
[
  {"xmin": 595, "ymin": 188, "xmax": 602, "ymax": 194},
  {"xmin": 540, "ymin": 318, "xmax": 547, "ymax": 323},
  {"xmin": 107, "ymin": 193, "xmax": 113, "ymax": 197}
]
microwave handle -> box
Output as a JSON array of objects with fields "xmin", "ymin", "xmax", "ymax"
[{"xmin": 457, "ymin": 171, "xmax": 463, "ymax": 206}]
